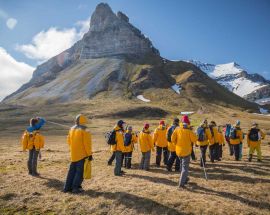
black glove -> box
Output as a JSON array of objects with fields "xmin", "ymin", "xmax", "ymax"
[{"xmin": 88, "ymin": 155, "xmax": 93, "ymax": 161}]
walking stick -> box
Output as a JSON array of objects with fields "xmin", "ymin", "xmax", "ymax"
[{"xmin": 200, "ymin": 151, "xmax": 208, "ymax": 181}]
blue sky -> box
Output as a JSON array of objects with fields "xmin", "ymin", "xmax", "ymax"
[{"xmin": 0, "ymin": 0, "xmax": 270, "ymax": 99}]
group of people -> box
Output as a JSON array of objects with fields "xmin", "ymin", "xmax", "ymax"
[{"xmin": 21, "ymin": 113, "xmax": 266, "ymax": 192}]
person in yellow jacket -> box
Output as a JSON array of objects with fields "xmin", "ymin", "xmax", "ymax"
[
  {"xmin": 208, "ymin": 121, "xmax": 219, "ymax": 162},
  {"xmin": 64, "ymin": 114, "xmax": 93, "ymax": 193},
  {"xmin": 229, "ymin": 120, "xmax": 243, "ymax": 161},
  {"xmin": 166, "ymin": 118, "xmax": 180, "ymax": 172},
  {"xmin": 217, "ymin": 126, "xmax": 225, "ymax": 161},
  {"xmin": 122, "ymin": 126, "xmax": 138, "ymax": 169},
  {"xmin": 111, "ymin": 120, "xmax": 126, "ymax": 176},
  {"xmin": 247, "ymin": 122, "xmax": 265, "ymax": 162},
  {"xmin": 153, "ymin": 120, "xmax": 168, "ymax": 166},
  {"xmin": 196, "ymin": 119, "xmax": 211, "ymax": 167},
  {"xmin": 139, "ymin": 123, "xmax": 154, "ymax": 170},
  {"xmin": 21, "ymin": 117, "xmax": 46, "ymax": 176},
  {"xmin": 171, "ymin": 115, "xmax": 197, "ymax": 188}
]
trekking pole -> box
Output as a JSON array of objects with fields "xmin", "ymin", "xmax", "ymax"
[
  {"xmin": 46, "ymin": 120, "xmax": 70, "ymax": 128},
  {"xmin": 200, "ymin": 151, "xmax": 208, "ymax": 181}
]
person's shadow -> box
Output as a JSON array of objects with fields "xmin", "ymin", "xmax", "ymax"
[{"xmin": 41, "ymin": 177, "xmax": 184, "ymax": 215}]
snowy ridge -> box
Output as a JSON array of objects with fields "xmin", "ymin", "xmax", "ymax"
[{"xmin": 189, "ymin": 60, "xmax": 270, "ymax": 103}]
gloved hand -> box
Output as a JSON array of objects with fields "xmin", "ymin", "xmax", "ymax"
[
  {"xmin": 223, "ymin": 144, "xmax": 225, "ymax": 146},
  {"xmin": 88, "ymin": 155, "xmax": 93, "ymax": 161}
]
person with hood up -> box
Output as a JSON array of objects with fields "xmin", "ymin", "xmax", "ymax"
[
  {"xmin": 166, "ymin": 118, "xmax": 180, "ymax": 172},
  {"xmin": 196, "ymin": 119, "xmax": 211, "ymax": 167},
  {"xmin": 247, "ymin": 122, "xmax": 265, "ymax": 162},
  {"xmin": 111, "ymin": 120, "xmax": 126, "ymax": 176},
  {"xmin": 21, "ymin": 117, "xmax": 46, "ymax": 176},
  {"xmin": 153, "ymin": 120, "xmax": 168, "ymax": 166},
  {"xmin": 139, "ymin": 123, "xmax": 154, "ymax": 171},
  {"xmin": 64, "ymin": 114, "xmax": 92, "ymax": 193},
  {"xmin": 229, "ymin": 120, "xmax": 243, "ymax": 161},
  {"xmin": 208, "ymin": 121, "xmax": 219, "ymax": 162},
  {"xmin": 171, "ymin": 115, "xmax": 197, "ymax": 188},
  {"xmin": 123, "ymin": 126, "xmax": 138, "ymax": 169}
]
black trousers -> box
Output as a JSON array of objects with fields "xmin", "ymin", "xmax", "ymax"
[
  {"xmin": 123, "ymin": 152, "xmax": 132, "ymax": 169},
  {"xmin": 108, "ymin": 152, "xmax": 116, "ymax": 165},
  {"xmin": 156, "ymin": 146, "xmax": 168, "ymax": 166},
  {"xmin": 167, "ymin": 151, "xmax": 180, "ymax": 171},
  {"xmin": 217, "ymin": 144, "xmax": 223, "ymax": 159},
  {"xmin": 233, "ymin": 144, "xmax": 240, "ymax": 161},
  {"xmin": 199, "ymin": 145, "xmax": 208, "ymax": 167},
  {"xmin": 209, "ymin": 143, "xmax": 219, "ymax": 162},
  {"xmin": 28, "ymin": 148, "xmax": 39, "ymax": 174},
  {"xmin": 191, "ymin": 146, "xmax": 196, "ymax": 161}
]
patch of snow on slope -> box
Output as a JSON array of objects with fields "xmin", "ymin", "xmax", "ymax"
[
  {"xmin": 171, "ymin": 84, "xmax": 182, "ymax": 94},
  {"xmin": 259, "ymin": 107, "xmax": 268, "ymax": 114},
  {"xmin": 218, "ymin": 78, "xmax": 266, "ymax": 97},
  {"xmin": 180, "ymin": 111, "xmax": 194, "ymax": 115},
  {"xmin": 255, "ymin": 97, "xmax": 270, "ymax": 105},
  {"xmin": 137, "ymin": 95, "xmax": 150, "ymax": 102}
]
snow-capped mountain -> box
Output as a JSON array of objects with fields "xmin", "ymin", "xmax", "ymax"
[{"xmin": 188, "ymin": 60, "xmax": 270, "ymax": 105}]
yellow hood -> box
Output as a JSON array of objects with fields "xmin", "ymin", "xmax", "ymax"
[{"xmin": 76, "ymin": 114, "xmax": 88, "ymax": 126}]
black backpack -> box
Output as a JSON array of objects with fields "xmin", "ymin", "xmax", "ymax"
[
  {"xmin": 124, "ymin": 133, "xmax": 132, "ymax": 146},
  {"xmin": 249, "ymin": 128, "xmax": 259, "ymax": 141},
  {"xmin": 106, "ymin": 130, "xmax": 117, "ymax": 145},
  {"xmin": 166, "ymin": 125, "xmax": 177, "ymax": 142}
]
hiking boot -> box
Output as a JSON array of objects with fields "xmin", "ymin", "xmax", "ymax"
[
  {"xmin": 63, "ymin": 189, "xmax": 72, "ymax": 193},
  {"xmin": 72, "ymin": 189, "xmax": 84, "ymax": 194},
  {"xmin": 166, "ymin": 166, "xmax": 172, "ymax": 172},
  {"xmin": 257, "ymin": 159, "xmax": 262, "ymax": 162},
  {"xmin": 107, "ymin": 162, "xmax": 112, "ymax": 166},
  {"xmin": 185, "ymin": 177, "xmax": 190, "ymax": 185},
  {"xmin": 178, "ymin": 185, "xmax": 186, "ymax": 189},
  {"xmin": 121, "ymin": 170, "xmax": 126, "ymax": 174},
  {"xmin": 32, "ymin": 172, "xmax": 40, "ymax": 177}
]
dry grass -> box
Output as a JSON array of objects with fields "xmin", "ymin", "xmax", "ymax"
[{"xmin": 0, "ymin": 102, "xmax": 270, "ymax": 214}]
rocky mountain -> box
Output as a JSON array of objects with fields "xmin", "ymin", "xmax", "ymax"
[
  {"xmin": 189, "ymin": 60, "xmax": 270, "ymax": 105},
  {"xmin": 2, "ymin": 3, "xmax": 258, "ymax": 112}
]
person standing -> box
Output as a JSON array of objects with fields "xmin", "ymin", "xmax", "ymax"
[
  {"xmin": 153, "ymin": 120, "xmax": 169, "ymax": 166},
  {"xmin": 21, "ymin": 117, "xmax": 46, "ymax": 176},
  {"xmin": 247, "ymin": 123, "xmax": 265, "ymax": 162},
  {"xmin": 166, "ymin": 118, "xmax": 180, "ymax": 172},
  {"xmin": 217, "ymin": 126, "xmax": 225, "ymax": 161},
  {"xmin": 229, "ymin": 120, "xmax": 243, "ymax": 161},
  {"xmin": 139, "ymin": 123, "xmax": 154, "ymax": 171},
  {"xmin": 171, "ymin": 115, "xmax": 197, "ymax": 188},
  {"xmin": 64, "ymin": 114, "xmax": 92, "ymax": 193},
  {"xmin": 123, "ymin": 126, "xmax": 138, "ymax": 169},
  {"xmin": 196, "ymin": 120, "xmax": 211, "ymax": 167}
]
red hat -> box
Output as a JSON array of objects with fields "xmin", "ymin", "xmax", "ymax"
[
  {"xmin": 181, "ymin": 115, "xmax": 190, "ymax": 125},
  {"xmin": 144, "ymin": 123, "xmax": 150, "ymax": 129},
  {"xmin": 159, "ymin": 120, "xmax": 165, "ymax": 125}
]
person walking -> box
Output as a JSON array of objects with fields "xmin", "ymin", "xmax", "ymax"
[
  {"xmin": 229, "ymin": 120, "xmax": 243, "ymax": 161},
  {"xmin": 171, "ymin": 115, "xmax": 197, "ymax": 188}
]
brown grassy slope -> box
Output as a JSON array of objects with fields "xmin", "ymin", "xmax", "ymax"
[{"xmin": 0, "ymin": 102, "xmax": 270, "ymax": 215}]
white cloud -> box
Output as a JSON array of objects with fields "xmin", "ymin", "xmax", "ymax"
[
  {"xmin": 0, "ymin": 47, "xmax": 35, "ymax": 101},
  {"xmin": 16, "ymin": 18, "xmax": 90, "ymax": 62},
  {"xmin": 6, "ymin": 17, "xmax": 17, "ymax": 29}
]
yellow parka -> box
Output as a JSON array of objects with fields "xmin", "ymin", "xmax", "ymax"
[
  {"xmin": 153, "ymin": 125, "xmax": 168, "ymax": 147},
  {"xmin": 139, "ymin": 129, "xmax": 154, "ymax": 152},
  {"xmin": 111, "ymin": 125, "xmax": 125, "ymax": 152},
  {"xmin": 196, "ymin": 127, "xmax": 212, "ymax": 146},
  {"xmin": 67, "ymin": 115, "xmax": 92, "ymax": 162},
  {"xmin": 123, "ymin": 132, "xmax": 138, "ymax": 153},
  {"xmin": 230, "ymin": 126, "xmax": 243, "ymax": 145},
  {"xmin": 247, "ymin": 128, "xmax": 265, "ymax": 147},
  {"xmin": 21, "ymin": 131, "xmax": 45, "ymax": 151},
  {"xmin": 217, "ymin": 132, "xmax": 224, "ymax": 145},
  {"xmin": 208, "ymin": 126, "xmax": 219, "ymax": 145},
  {"xmin": 171, "ymin": 124, "xmax": 198, "ymax": 157}
]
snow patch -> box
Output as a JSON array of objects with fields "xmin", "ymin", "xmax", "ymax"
[
  {"xmin": 180, "ymin": 111, "xmax": 194, "ymax": 115},
  {"xmin": 259, "ymin": 107, "xmax": 268, "ymax": 114},
  {"xmin": 137, "ymin": 95, "xmax": 150, "ymax": 102},
  {"xmin": 255, "ymin": 97, "xmax": 270, "ymax": 105},
  {"xmin": 171, "ymin": 84, "xmax": 182, "ymax": 94}
]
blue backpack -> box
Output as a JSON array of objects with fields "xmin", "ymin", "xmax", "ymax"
[
  {"xmin": 197, "ymin": 127, "xmax": 206, "ymax": 141},
  {"xmin": 225, "ymin": 124, "xmax": 231, "ymax": 137},
  {"xmin": 229, "ymin": 127, "xmax": 238, "ymax": 139},
  {"xmin": 124, "ymin": 133, "xmax": 132, "ymax": 146}
]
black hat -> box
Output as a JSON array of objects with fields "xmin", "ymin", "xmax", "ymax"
[
  {"xmin": 117, "ymin": 120, "xmax": 125, "ymax": 127},
  {"xmin": 173, "ymin": 118, "xmax": 180, "ymax": 125}
]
